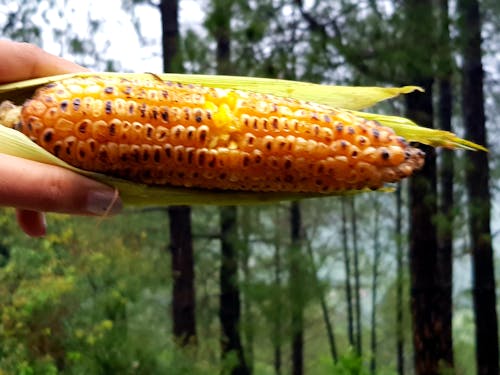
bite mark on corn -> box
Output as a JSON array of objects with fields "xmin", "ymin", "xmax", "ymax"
[{"xmin": 12, "ymin": 75, "xmax": 424, "ymax": 192}]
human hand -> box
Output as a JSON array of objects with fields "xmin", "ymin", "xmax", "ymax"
[{"xmin": 0, "ymin": 40, "xmax": 122, "ymax": 237}]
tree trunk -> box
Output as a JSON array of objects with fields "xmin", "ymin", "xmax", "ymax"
[
  {"xmin": 341, "ymin": 198, "xmax": 355, "ymax": 348},
  {"xmin": 350, "ymin": 197, "xmax": 362, "ymax": 356},
  {"xmin": 167, "ymin": 206, "xmax": 196, "ymax": 345},
  {"xmin": 395, "ymin": 186, "xmax": 405, "ymax": 375},
  {"xmin": 161, "ymin": 0, "xmax": 196, "ymax": 346},
  {"xmin": 305, "ymin": 237, "xmax": 338, "ymax": 363},
  {"xmin": 160, "ymin": 0, "xmax": 182, "ymax": 73},
  {"xmin": 209, "ymin": 1, "xmax": 249, "ymax": 373},
  {"xmin": 241, "ymin": 208, "xmax": 254, "ymax": 373},
  {"xmin": 457, "ymin": 0, "xmax": 499, "ymax": 373},
  {"xmin": 370, "ymin": 197, "xmax": 380, "ymax": 375},
  {"xmin": 273, "ymin": 207, "xmax": 283, "ymax": 375},
  {"xmin": 290, "ymin": 201, "xmax": 304, "ymax": 375},
  {"xmin": 407, "ymin": 79, "xmax": 441, "ymax": 375},
  {"xmin": 436, "ymin": 0, "xmax": 454, "ymax": 369},
  {"xmin": 220, "ymin": 206, "xmax": 249, "ymax": 375}
]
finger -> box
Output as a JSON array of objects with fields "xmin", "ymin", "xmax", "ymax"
[
  {"xmin": 0, "ymin": 40, "xmax": 88, "ymax": 83},
  {"xmin": 16, "ymin": 209, "xmax": 46, "ymax": 237},
  {"xmin": 0, "ymin": 154, "xmax": 122, "ymax": 215}
]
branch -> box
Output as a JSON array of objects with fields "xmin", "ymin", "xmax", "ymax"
[{"xmin": 294, "ymin": 0, "xmax": 391, "ymax": 83}]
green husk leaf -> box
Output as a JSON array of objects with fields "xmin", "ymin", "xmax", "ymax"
[
  {"xmin": 0, "ymin": 72, "xmax": 423, "ymax": 110},
  {"xmin": 351, "ymin": 110, "xmax": 487, "ymax": 151}
]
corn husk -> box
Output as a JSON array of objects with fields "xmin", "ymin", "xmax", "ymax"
[{"xmin": 0, "ymin": 72, "xmax": 485, "ymax": 206}]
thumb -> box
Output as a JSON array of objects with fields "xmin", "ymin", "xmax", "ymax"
[{"xmin": 0, "ymin": 154, "xmax": 122, "ymax": 215}]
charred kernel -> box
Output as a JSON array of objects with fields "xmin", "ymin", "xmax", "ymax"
[
  {"xmin": 186, "ymin": 148, "xmax": 195, "ymax": 164},
  {"xmin": 196, "ymin": 149, "xmax": 206, "ymax": 166},
  {"xmin": 380, "ymin": 148, "xmax": 390, "ymax": 160},
  {"xmin": 197, "ymin": 125, "xmax": 209, "ymax": 143},
  {"xmin": 77, "ymin": 143, "xmax": 87, "ymax": 161},
  {"xmin": 88, "ymin": 139, "xmax": 97, "ymax": 153},
  {"xmin": 104, "ymin": 86, "xmax": 114, "ymax": 94},
  {"xmin": 253, "ymin": 151, "xmax": 262, "ymax": 164},
  {"xmin": 153, "ymin": 146, "xmax": 162, "ymax": 163},
  {"xmin": 186, "ymin": 126, "xmax": 196, "ymax": 140},
  {"xmin": 164, "ymin": 144, "xmax": 173, "ymax": 159},
  {"xmin": 60, "ymin": 100, "xmax": 69, "ymax": 112},
  {"xmin": 130, "ymin": 145, "xmax": 140, "ymax": 163},
  {"xmin": 142, "ymin": 145, "xmax": 151, "ymax": 162},
  {"xmin": 42, "ymin": 129, "xmax": 54, "ymax": 143},
  {"xmin": 145, "ymin": 124, "xmax": 154, "ymax": 140},
  {"xmin": 53, "ymin": 142, "xmax": 62, "ymax": 157},
  {"xmin": 355, "ymin": 135, "xmax": 369, "ymax": 146},
  {"xmin": 161, "ymin": 109, "xmax": 169, "ymax": 122},
  {"xmin": 109, "ymin": 122, "xmax": 117, "ymax": 136},
  {"xmin": 73, "ymin": 98, "xmax": 81, "ymax": 111}
]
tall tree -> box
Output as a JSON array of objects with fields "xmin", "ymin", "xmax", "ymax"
[
  {"xmin": 395, "ymin": 186, "xmax": 405, "ymax": 375},
  {"xmin": 160, "ymin": 0, "xmax": 196, "ymax": 346},
  {"xmin": 240, "ymin": 208, "xmax": 254, "ymax": 372},
  {"xmin": 406, "ymin": 80, "xmax": 440, "ymax": 375},
  {"xmin": 436, "ymin": 0, "xmax": 454, "ymax": 369},
  {"xmin": 219, "ymin": 205, "xmax": 248, "ymax": 375},
  {"xmin": 370, "ymin": 197, "xmax": 380, "ymax": 374},
  {"xmin": 401, "ymin": 2, "xmax": 440, "ymax": 374},
  {"xmin": 457, "ymin": 0, "xmax": 499, "ymax": 373},
  {"xmin": 350, "ymin": 197, "xmax": 362, "ymax": 355},
  {"xmin": 341, "ymin": 197, "xmax": 355, "ymax": 348},
  {"xmin": 289, "ymin": 201, "xmax": 304, "ymax": 375},
  {"xmin": 206, "ymin": 0, "xmax": 249, "ymax": 373},
  {"xmin": 272, "ymin": 207, "xmax": 283, "ymax": 375}
]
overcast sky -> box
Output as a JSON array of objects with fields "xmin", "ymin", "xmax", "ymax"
[{"xmin": 30, "ymin": 0, "xmax": 205, "ymax": 73}]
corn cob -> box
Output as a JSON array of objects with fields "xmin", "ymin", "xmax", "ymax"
[{"xmin": 14, "ymin": 75, "xmax": 425, "ymax": 193}]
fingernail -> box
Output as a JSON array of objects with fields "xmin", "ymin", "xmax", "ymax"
[
  {"xmin": 86, "ymin": 190, "xmax": 122, "ymax": 216},
  {"xmin": 39, "ymin": 213, "xmax": 47, "ymax": 236}
]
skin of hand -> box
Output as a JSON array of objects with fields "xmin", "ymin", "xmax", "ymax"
[{"xmin": 0, "ymin": 40, "xmax": 122, "ymax": 237}]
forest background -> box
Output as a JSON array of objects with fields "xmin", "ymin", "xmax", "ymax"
[{"xmin": 0, "ymin": 0, "xmax": 499, "ymax": 374}]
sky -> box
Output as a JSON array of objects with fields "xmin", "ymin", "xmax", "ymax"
[{"xmin": 30, "ymin": 0, "xmax": 205, "ymax": 73}]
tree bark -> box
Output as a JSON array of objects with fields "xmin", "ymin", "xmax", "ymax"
[
  {"xmin": 341, "ymin": 198, "xmax": 355, "ymax": 348},
  {"xmin": 370, "ymin": 198, "xmax": 380, "ymax": 375},
  {"xmin": 161, "ymin": 0, "xmax": 196, "ymax": 347},
  {"xmin": 350, "ymin": 197, "xmax": 362, "ymax": 356},
  {"xmin": 406, "ymin": 79, "xmax": 440, "ymax": 375},
  {"xmin": 457, "ymin": 0, "xmax": 499, "ymax": 374},
  {"xmin": 160, "ymin": 0, "xmax": 182, "ymax": 73},
  {"xmin": 305, "ymin": 238, "xmax": 338, "ymax": 363},
  {"xmin": 273, "ymin": 207, "xmax": 283, "ymax": 375},
  {"xmin": 209, "ymin": 1, "xmax": 249, "ymax": 373},
  {"xmin": 395, "ymin": 186, "xmax": 405, "ymax": 375},
  {"xmin": 168, "ymin": 206, "xmax": 196, "ymax": 345},
  {"xmin": 241, "ymin": 208, "xmax": 254, "ymax": 373},
  {"xmin": 436, "ymin": 0, "xmax": 454, "ymax": 369},
  {"xmin": 220, "ymin": 206, "xmax": 249, "ymax": 375},
  {"xmin": 290, "ymin": 201, "xmax": 304, "ymax": 375}
]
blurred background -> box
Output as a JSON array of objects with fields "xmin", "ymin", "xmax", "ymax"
[{"xmin": 0, "ymin": 0, "xmax": 499, "ymax": 374}]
